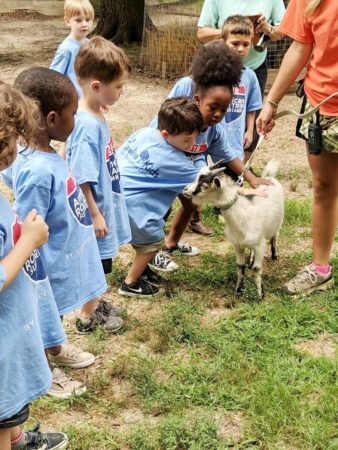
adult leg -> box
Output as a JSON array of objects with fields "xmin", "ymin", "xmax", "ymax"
[{"xmin": 308, "ymin": 147, "xmax": 338, "ymax": 265}]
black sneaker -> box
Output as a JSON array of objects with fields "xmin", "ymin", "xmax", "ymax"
[
  {"xmin": 76, "ymin": 302, "xmax": 124, "ymax": 334},
  {"xmin": 118, "ymin": 278, "xmax": 159, "ymax": 297},
  {"xmin": 12, "ymin": 424, "xmax": 68, "ymax": 449},
  {"xmin": 141, "ymin": 265, "xmax": 165, "ymax": 286}
]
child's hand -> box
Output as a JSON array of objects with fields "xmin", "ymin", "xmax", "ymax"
[
  {"xmin": 246, "ymin": 173, "xmax": 274, "ymax": 189},
  {"xmin": 243, "ymin": 131, "xmax": 253, "ymax": 149},
  {"xmin": 21, "ymin": 209, "xmax": 49, "ymax": 248},
  {"xmin": 241, "ymin": 188, "xmax": 269, "ymax": 198},
  {"xmin": 92, "ymin": 211, "xmax": 108, "ymax": 238}
]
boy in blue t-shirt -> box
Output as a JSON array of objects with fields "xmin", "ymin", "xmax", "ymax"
[
  {"xmin": 0, "ymin": 84, "xmax": 67, "ymax": 450},
  {"xmin": 117, "ymin": 97, "xmax": 205, "ymax": 297},
  {"xmin": 67, "ymin": 37, "xmax": 132, "ymax": 289},
  {"xmin": 220, "ymin": 15, "xmax": 262, "ymax": 162},
  {"xmin": 50, "ymin": 0, "xmax": 94, "ymax": 97}
]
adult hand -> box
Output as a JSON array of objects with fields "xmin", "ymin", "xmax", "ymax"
[
  {"xmin": 256, "ymin": 102, "xmax": 277, "ymax": 135},
  {"xmin": 255, "ymin": 14, "xmax": 272, "ymax": 35}
]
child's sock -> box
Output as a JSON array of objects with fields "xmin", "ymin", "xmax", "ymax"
[
  {"xmin": 311, "ymin": 263, "xmax": 331, "ymax": 275},
  {"xmin": 11, "ymin": 430, "xmax": 24, "ymax": 448}
]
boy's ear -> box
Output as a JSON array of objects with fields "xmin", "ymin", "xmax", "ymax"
[
  {"xmin": 45, "ymin": 111, "xmax": 58, "ymax": 129},
  {"xmin": 90, "ymin": 80, "xmax": 101, "ymax": 93},
  {"xmin": 193, "ymin": 93, "xmax": 200, "ymax": 106},
  {"xmin": 64, "ymin": 16, "xmax": 70, "ymax": 27},
  {"xmin": 160, "ymin": 130, "xmax": 169, "ymax": 139}
]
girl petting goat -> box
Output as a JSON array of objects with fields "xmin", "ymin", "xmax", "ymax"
[{"xmin": 183, "ymin": 157, "xmax": 284, "ymax": 298}]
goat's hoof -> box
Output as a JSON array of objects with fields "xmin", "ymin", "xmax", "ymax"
[
  {"xmin": 235, "ymin": 287, "xmax": 244, "ymax": 296},
  {"xmin": 271, "ymin": 254, "xmax": 279, "ymax": 261}
]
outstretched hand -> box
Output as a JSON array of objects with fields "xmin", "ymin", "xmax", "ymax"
[{"xmin": 256, "ymin": 102, "xmax": 277, "ymax": 135}]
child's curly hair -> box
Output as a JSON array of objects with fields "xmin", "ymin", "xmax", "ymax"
[
  {"xmin": 191, "ymin": 40, "xmax": 243, "ymax": 93},
  {"xmin": 0, "ymin": 82, "xmax": 40, "ymax": 161}
]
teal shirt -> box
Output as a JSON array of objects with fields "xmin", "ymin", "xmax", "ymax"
[{"xmin": 198, "ymin": 0, "xmax": 285, "ymax": 70}]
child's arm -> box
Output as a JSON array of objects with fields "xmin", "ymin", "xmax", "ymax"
[
  {"xmin": 50, "ymin": 50, "xmax": 69, "ymax": 75},
  {"xmin": 0, "ymin": 210, "xmax": 48, "ymax": 291},
  {"xmin": 243, "ymin": 111, "xmax": 256, "ymax": 150},
  {"xmin": 80, "ymin": 183, "xmax": 108, "ymax": 238}
]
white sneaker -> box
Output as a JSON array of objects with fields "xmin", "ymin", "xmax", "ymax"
[
  {"xmin": 48, "ymin": 368, "xmax": 87, "ymax": 399},
  {"xmin": 149, "ymin": 251, "xmax": 179, "ymax": 272},
  {"xmin": 49, "ymin": 343, "xmax": 95, "ymax": 369}
]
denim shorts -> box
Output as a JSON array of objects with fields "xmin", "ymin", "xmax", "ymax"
[{"xmin": 0, "ymin": 404, "xmax": 29, "ymax": 429}]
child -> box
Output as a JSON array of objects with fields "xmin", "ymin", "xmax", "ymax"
[
  {"xmin": 0, "ymin": 83, "xmax": 68, "ymax": 450},
  {"xmin": 67, "ymin": 37, "xmax": 132, "ymax": 296},
  {"xmin": 50, "ymin": 0, "xmax": 95, "ymax": 97},
  {"xmin": 117, "ymin": 97, "xmax": 205, "ymax": 296},
  {"xmin": 149, "ymin": 41, "xmax": 271, "ymax": 271},
  {"xmin": 220, "ymin": 15, "xmax": 262, "ymax": 162},
  {"xmin": 6, "ymin": 67, "xmax": 122, "ymax": 399}
]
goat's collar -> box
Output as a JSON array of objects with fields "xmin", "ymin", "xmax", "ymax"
[{"xmin": 219, "ymin": 192, "xmax": 239, "ymax": 211}]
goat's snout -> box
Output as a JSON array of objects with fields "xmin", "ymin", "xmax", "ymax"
[{"xmin": 183, "ymin": 185, "xmax": 193, "ymax": 199}]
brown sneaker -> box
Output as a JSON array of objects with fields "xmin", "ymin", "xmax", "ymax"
[{"xmin": 282, "ymin": 264, "xmax": 334, "ymax": 297}]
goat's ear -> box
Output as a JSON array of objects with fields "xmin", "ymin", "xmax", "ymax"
[
  {"xmin": 213, "ymin": 177, "xmax": 222, "ymax": 189},
  {"xmin": 207, "ymin": 155, "xmax": 214, "ymax": 167}
]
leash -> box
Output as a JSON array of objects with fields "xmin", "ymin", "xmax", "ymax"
[{"xmin": 237, "ymin": 91, "xmax": 338, "ymax": 185}]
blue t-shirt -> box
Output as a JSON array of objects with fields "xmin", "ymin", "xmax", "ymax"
[
  {"xmin": 1, "ymin": 170, "xmax": 66, "ymax": 349},
  {"xmin": 117, "ymin": 127, "xmax": 205, "ymax": 244},
  {"xmin": 67, "ymin": 111, "xmax": 131, "ymax": 259},
  {"xmin": 50, "ymin": 36, "xmax": 87, "ymax": 97},
  {"xmin": 5, "ymin": 148, "xmax": 107, "ymax": 315},
  {"xmin": 0, "ymin": 194, "xmax": 52, "ymax": 421},
  {"xmin": 168, "ymin": 74, "xmax": 261, "ymax": 160}
]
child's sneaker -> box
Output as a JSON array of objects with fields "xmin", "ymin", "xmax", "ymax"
[
  {"xmin": 99, "ymin": 298, "xmax": 124, "ymax": 317},
  {"xmin": 48, "ymin": 368, "xmax": 87, "ymax": 399},
  {"xmin": 75, "ymin": 301, "xmax": 124, "ymax": 334},
  {"xmin": 119, "ymin": 278, "xmax": 159, "ymax": 297},
  {"xmin": 282, "ymin": 264, "xmax": 334, "ymax": 296},
  {"xmin": 12, "ymin": 424, "xmax": 68, "ymax": 449},
  {"xmin": 165, "ymin": 242, "xmax": 200, "ymax": 256},
  {"xmin": 149, "ymin": 251, "xmax": 179, "ymax": 272},
  {"xmin": 49, "ymin": 343, "xmax": 95, "ymax": 369},
  {"xmin": 141, "ymin": 265, "xmax": 165, "ymax": 286}
]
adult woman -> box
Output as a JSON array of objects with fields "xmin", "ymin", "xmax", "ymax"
[
  {"xmin": 257, "ymin": 0, "xmax": 337, "ymax": 296},
  {"xmin": 197, "ymin": 0, "xmax": 285, "ymax": 98}
]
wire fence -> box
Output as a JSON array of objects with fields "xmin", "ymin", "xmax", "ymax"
[{"xmin": 141, "ymin": 0, "xmax": 291, "ymax": 79}]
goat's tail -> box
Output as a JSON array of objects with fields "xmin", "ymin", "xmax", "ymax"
[{"xmin": 262, "ymin": 159, "xmax": 280, "ymax": 178}]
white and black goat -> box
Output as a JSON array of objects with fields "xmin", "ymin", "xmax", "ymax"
[{"xmin": 183, "ymin": 157, "xmax": 284, "ymax": 298}]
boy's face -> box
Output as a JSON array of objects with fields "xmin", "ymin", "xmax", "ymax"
[
  {"xmin": 0, "ymin": 135, "xmax": 17, "ymax": 172},
  {"xmin": 47, "ymin": 93, "xmax": 78, "ymax": 142},
  {"xmin": 224, "ymin": 33, "xmax": 252, "ymax": 59},
  {"xmin": 162, "ymin": 131, "xmax": 199, "ymax": 152},
  {"xmin": 195, "ymin": 86, "xmax": 233, "ymax": 128},
  {"xmin": 65, "ymin": 12, "xmax": 94, "ymax": 40},
  {"xmin": 95, "ymin": 71, "xmax": 129, "ymax": 106}
]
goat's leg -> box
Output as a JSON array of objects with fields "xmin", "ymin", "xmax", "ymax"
[
  {"xmin": 270, "ymin": 234, "xmax": 279, "ymax": 260},
  {"xmin": 234, "ymin": 245, "xmax": 246, "ymax": 296},
  {"xmin": 252, "ymin": 242, "xmax": 265, "ymax": 299},
  {"xmin": 248, "ymin": 249, "xmax": 255, "ymax": 268}
]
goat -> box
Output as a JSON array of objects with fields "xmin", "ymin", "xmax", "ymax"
[{"xmin": 183, "ymin": 157, "xmax": 284, "ymax": 298}]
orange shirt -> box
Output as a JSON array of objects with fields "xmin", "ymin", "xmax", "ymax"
[{"xmin": 279, "ymin": 0, "xmax": 338, "ymax": 116}]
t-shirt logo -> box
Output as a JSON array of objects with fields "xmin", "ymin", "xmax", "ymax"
[
  {"xmin": 66, "ymin": 173, "xmax": 92, "ymax": 227},
  {"xmin": 105, "ymin": 137, "xmax": 121, "ymax": 194},
  {"xmin": 12, "ymin": 215, "xmax": 47, "ymax": 283},
  {"xmin": 225, "ymin": 85, "xmax": 246, "ymax": 123},
  {"xmin": 186, "ymin": 143, "xmax": 208, "ymax": 154}
]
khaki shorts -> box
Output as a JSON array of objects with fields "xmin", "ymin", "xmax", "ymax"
[
  {"xmin": 298, "ymin": 98, "xmax": 338, "ymax": 153},
  {"xmin": 132, "ymin": 238, "xmax": 164, "ymax": 255}
]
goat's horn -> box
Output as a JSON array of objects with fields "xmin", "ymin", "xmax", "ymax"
[
  {"xmin": 209, "ymin": 159, "xmax": 227, "ymax": 170},
  {"xmin": 206, "ymin": 155, "xmax": 214, "ymax": 166}
]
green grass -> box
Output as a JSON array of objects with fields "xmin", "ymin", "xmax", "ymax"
[{"xmin": 30, "ymin": 198, "xmax": 337, "ymax": 449}]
